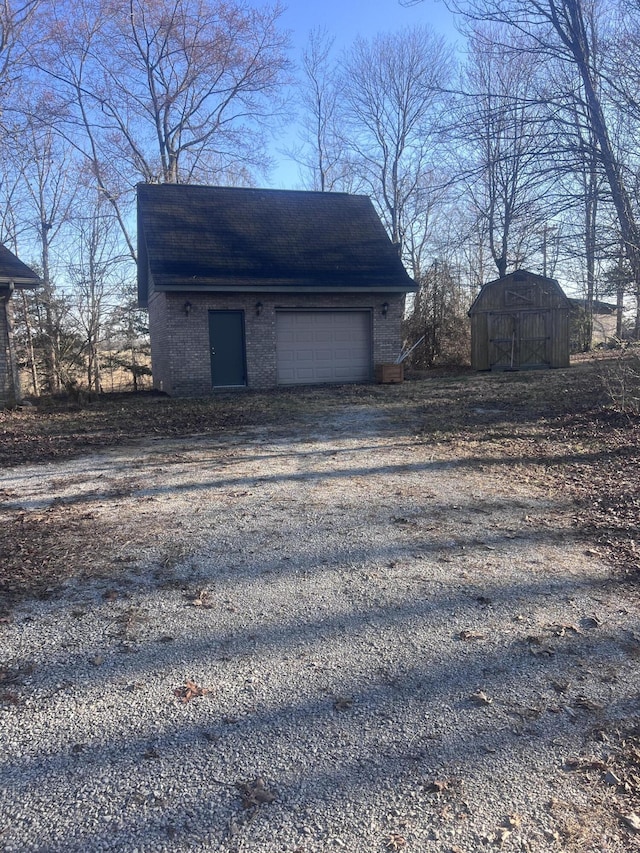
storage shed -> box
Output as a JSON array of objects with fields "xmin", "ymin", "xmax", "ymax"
[{"xmin": 469, "ymin": 270, "xmax": 571, "ymax": 371}]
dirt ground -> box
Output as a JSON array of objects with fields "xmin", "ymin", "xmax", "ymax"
[{"xmin": 0, "ymin": 353, "xmax": 638, "ymax": 609}]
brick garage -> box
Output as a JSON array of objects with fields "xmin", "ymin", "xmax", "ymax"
[{"xmin": 138, "ymin": 184, "xmax": 416, "ymax": 395}]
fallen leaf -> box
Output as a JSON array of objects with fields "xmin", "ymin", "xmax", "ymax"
[
  {"xmin": 425, "ymin": 779, "xmax": 450, "ymax": 794},
  {"xmin": 174, "ymin": 680, "xmax": 209, "ymax": 703},
  {"xmin": 605, "ymin": 770, "xmax": 622, "ymax": 786},
  {"xmin": 547, "ymin": 622, "xmax": 580, "ymax": 637},
  {"xmin": 189, "ymin": 589, "xmax": 214, "ymax": 608},
  {"xmin": 573, "ymin": 695, "xmax": 603, "ymax": 712},
  {"xmin": 459, "ymin": 629, "xmax": 486, "ymax": 641},
  {"xmin": 470, "ymin": 690, "xmax": 493, "ymax": 706},
  {"xmin": 622, "ymin": 812, "xmax": 640, "ymax": 832},
  {"xmin": 564, "ymin": 756, "xmax": 608, "ymax": 772},
  {"xmin": 494, "ymin": 826, "xmax": 511, "ymax": 846},
  {"xmin": 529, "ymin": 643, "xmax": 555, "ymax": 658},
  {"xmin": 236, "ymin": 777, "xmax": 277, "ymax": 808}
]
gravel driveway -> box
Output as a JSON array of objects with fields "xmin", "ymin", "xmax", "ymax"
[{"xmin": 1, "ymin": 403, "xmax": 639, "ymax": 852}]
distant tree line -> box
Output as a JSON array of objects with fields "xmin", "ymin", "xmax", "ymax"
[
  {"xmin": 0, "ymin": 0, "xmax": 291, "ymax": 393},
  {"xmin": 1, "ymin": 0, "xmax": 640, "ymax": 389}
]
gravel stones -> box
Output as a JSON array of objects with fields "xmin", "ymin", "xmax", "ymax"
[{"xmin": 1, "ymin": 408, "xmax": 638, "ymax": 851}]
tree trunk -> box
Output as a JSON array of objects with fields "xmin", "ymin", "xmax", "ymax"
[
  {"xmin": 562, "ymin": 1, "xmax": 640, "ymax": 294},
  {"xmin": 40, "ymin": 223, "xmax": 60, "ymax": 392},
  {"xmin": 20, "ymin": 290, "xmax": 39, "ymax": 396}
]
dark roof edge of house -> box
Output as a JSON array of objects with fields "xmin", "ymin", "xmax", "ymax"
[
  {"xmin": 139, "ymin": 282, "xmax": 416, "ymax": 308},
  {"xmin": 0, "ymin": 277, "xmax": 41, "ymax": 289},
  {"xmin": 568, "ymin": 297, "xmax": 618, "ymax": 314},
  {"xmin": 151, "ymin": 281, "xmax": 418, "ymax": 294},
  {"xmin": 0, "ymin": 244, "xmax": 42, "ymax": 288},
  {"xmin": 136, "ymin": 182, "xmax": 359, "ymax": 199}
]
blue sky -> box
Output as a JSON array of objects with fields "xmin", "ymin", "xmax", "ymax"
[
  {"xmin": 263, "ymin": 0, "xmax": 461, "ymax": 187},
  {"xmin": 279, "ymin": 0, "xmax": 459, "ymax": 51}
]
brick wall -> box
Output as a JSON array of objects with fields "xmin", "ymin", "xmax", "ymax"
[{"xmin": 147, "ymin": 290, "xmax": 407, "ymax": 395}]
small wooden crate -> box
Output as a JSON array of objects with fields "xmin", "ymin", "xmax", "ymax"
[{"xmin": 375, "ymin": 363, "xmax": 404, "ymax": 384}]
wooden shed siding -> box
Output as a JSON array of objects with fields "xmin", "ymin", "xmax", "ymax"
[
  {"xmin": 469, "ymin": 272, "xmax": 570, "ymax": 371},
  {"xmin": 470, "ymin": 312, "xmax": 489, "ymax": 370},
  {"xmin": 551, "ymin": 310, "xmax": 570, "ymax": 367}
]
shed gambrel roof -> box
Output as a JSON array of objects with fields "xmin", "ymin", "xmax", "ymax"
[
  {"xmin": 0, "ymin": 244, "xmax": 41, "ymax": 288},
  {"xmin": 137, "ymin": 183, "xmax": 417, "ymax": 307},
  {"xmin": 468, "ymin": 270, "xmax": 570, "ymax": 315}
]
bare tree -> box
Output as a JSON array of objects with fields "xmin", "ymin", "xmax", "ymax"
[
  {"xmin": 339, "ymin": 26, "xmax": 454, "ymax": 255},
  {"xmin": 17, "ymin": 0, "xmax": 291, "ymax": 271},
  {"xmin": 0, "ymin": 0, "xmax": 39, "ymax": 112},
  {"xmin": 35, "ymin": 0, "xmax": 291, "ymax": 183},
  {"xmin": 457, "ymin": 25, "xmax": 553, "ymax": 278},
  {"xmin": 441, "ymin": 0, "xmax": 640, "ymax": 303},
  {"xmin": 296, "ymin": 27, "xmax": 348, "ymax": 192},
  {"xmin": 67, "ymin": 193, "xmax": 126, "ymax": 393},
  {"xmin": 13, "ymin": 113, "xmax": 77, "ymax": 390}
]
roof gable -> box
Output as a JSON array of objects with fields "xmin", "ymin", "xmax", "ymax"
[
  {"xmin": 137, "ymin": 184, "xmax": 416, "ymax": 306},
  {"xmin": 469, "ymin": 269, "xmax": 570, "ymax": 315},
  {"xmin": 0, "ymin": 244, "xmax": 41, "ymax": 288}
]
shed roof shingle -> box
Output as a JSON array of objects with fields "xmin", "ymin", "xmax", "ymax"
[{"xmin": 137, "ymin": 184, "xmax": 416, "ymax": 305}]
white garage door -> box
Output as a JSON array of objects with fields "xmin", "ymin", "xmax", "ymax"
[{"xmin": 276, "ymin": 311, "xmax": 372, "ymax": 385}]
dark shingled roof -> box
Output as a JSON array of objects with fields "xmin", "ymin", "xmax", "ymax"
[
  {"xmin": 0, "ymin": 244, "xmax": 41, "ymax": 288},
  {"xmin": 569, "ymin": 297, "xmax": 618, "ymax": 314},
  {"xmin": 137, "ymin": 183, "xmax": 416, "ymax": 306}
]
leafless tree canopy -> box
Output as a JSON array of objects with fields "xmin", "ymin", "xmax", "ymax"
[{"xmin": 5, "ymin": 0, "xmax": 640, "ymax": 392}]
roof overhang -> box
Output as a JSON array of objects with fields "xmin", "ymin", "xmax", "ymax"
[
  {"xmin": 149, "ymin": 269, "xmax": 417, "ymax": 293},
  {"xmin": 152, "ymin": 282, "xmax": 418, "ymax": 295},
  {"xmin": 0, "ymin": 277, "xmax": 41, "ymax": 289}
]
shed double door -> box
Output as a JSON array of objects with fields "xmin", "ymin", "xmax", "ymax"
[{"xmin": 489, "ymin": 310, "xmax": 550, "ymax": 369}]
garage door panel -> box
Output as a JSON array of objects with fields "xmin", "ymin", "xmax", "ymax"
[{"xmin": 276, "ymin": 311, "xmax": 372, "ymax": 385}]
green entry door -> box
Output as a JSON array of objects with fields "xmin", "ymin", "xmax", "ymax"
[{"xmin": 209, "ymin": 310, "xmax": 247, "ymax": 387}]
